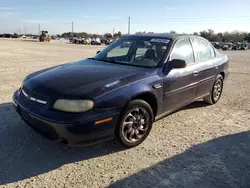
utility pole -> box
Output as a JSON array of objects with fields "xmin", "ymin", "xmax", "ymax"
[
  {"xmin": 71, "ymin": 21, "xmax": 74, "ymax": 38},
  {"xmin": 24, "ymin": 26, "xmax": 26, "ymax": 35},
  {"xmin": 38, "ymin": 24, "xmax": 40, "ymax": 35},
  {"xmin": 128, "ymin": 16, "xmax": 131, "ymax": 35},
  {"xmin": 18, "ymin": 28, "xmax": 20, "ymax": 35}
]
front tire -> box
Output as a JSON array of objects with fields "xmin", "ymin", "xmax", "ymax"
[
  {"xmin": 115, "ymin": 100, "xmax": 154, "ymax": 148},
  {"xmin": 203, "ymin": 74, "xmax": 224, "ymax": 104}
]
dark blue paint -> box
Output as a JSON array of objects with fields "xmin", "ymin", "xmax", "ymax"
[{"xmin": 13, "ymin": 34, "xmax": 229, "ymax": 146}]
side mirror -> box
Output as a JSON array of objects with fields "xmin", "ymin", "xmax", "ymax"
[
  {"xmin": 96, "ymin": 51, "xmax": 100, "ymax": 54},
  {"xmin": 168, "ymin": 59, "xmax": 187, "ymax": 69}
]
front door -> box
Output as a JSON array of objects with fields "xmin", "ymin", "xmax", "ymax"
[{"xmin": 162, "ymin": 38, "xmax": 198, "ymax": 113}]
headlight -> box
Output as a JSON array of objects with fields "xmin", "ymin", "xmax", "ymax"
[{"xmin": 53, "ymin": 99, "xmax": 94, "ymax": 113}]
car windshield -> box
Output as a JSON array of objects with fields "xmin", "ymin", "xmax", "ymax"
[{"xmin": 93, "ymin": 37, "xmax": 170, "ymax": 68}]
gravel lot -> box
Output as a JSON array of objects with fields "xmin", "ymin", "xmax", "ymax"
[{"xmin": 0, "ymin": 39, "xmax": 250, "ymax": 188}]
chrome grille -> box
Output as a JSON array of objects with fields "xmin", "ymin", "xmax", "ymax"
[
  {"xmin": 21, "ymin": 89, "xmax": 47, "ymax": 104},
  {"xmin": 19, "ymin": 87, "xmax": 49, "ymax": 107}
]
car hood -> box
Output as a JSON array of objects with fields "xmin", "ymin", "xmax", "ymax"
[{"xmin": 24, "ymin": 59, "xmax": 156, "ymax": 99}]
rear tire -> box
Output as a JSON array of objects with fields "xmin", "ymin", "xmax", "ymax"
[
  {"xmin": 115, "ymin": 100, "xmax": 154, "ymax": 148},
  {"xmin": 203, "ymin": 74, "xmax": 224, "ymax": 105}
]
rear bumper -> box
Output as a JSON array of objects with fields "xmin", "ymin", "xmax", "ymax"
[{"xmin": 13, "ymin": 92, "xmax": 120, "ymax": 146}]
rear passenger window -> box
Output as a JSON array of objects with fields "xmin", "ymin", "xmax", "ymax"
[
  {"xmin": 192, "ymin": 38, "xmax": 214, "ymax": 62},
  {"xmin": 208, "ymin": 43, "xmax": 215, "ymax": 57},
  {"xmin": 170, "ymin": 38, "xmax": 195, "ymax": 65}
]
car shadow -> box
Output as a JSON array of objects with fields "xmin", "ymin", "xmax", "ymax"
[
  {"xmin": 0, "ymin": 103, "xmax": 122, "ymax": 185},
  {"xmin": 0, "ymin": 101, "xmax": 242, "ymax": 186},
  {"xmin": 183, "ymin": 100, "xmax": 209, "ymax": 110},
  {"xmin": 109, "ymin": 130, "xmax": 250, "ymax": 188}
]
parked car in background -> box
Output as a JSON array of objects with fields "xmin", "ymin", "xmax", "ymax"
[
  {"xmin": 3, "ymin": 34, "xmax": 13, "ymax": 38},
  {"xmin": 71, "ymin": 37, "xmax": 89, "ymax": 44},
  {"xmin": 13, "ymin": 34, "xmax": 229, "ymax": 148},
  {"xmin": 232, "ymin": 42, "xmax": 242, "ymax": 50},
  {"xmin": 32, "ymin": 35, "xmax": 38, "ymax": 39},
  {"xmin": 81, "ymin": 38, "xmax": 87, "ymax": 44},
  {"xmin": 85, "ymin": 38, "xmax": 91, "ymax": 45},
  {"xmin": 105, "ymin": 39, "xmax": 113, "ymax": 45},
  {"xmin": 222, "ymin": 43, "xmax": 233, "ymax": 51},
  {"xmin": 91, "ymin": 38, "xmax": 101, "ymax": 45},
  {"xmin": 51, "ymin": 36, "xmax": 60, "ymax": 40},
  {"xmin": 69, "ymin": 37, "xmax": 74, "ymax": 43},
  {"xmin": 240, "ymin": 41, "xmax": 248, "ymax": 50},
  {"xmin": 12, "ymin": 34, "xmax": 18, "ymax": 38},
  {"xmin": 211, "ymin": 42, "xmax": 220, "ymax": 49},
  {"xmin": 218, "ymin": 42, "xmax": 225, "ymax": 49},
  {"xmin": 101, "ymin": 38, "xmax": 107, "ymax": 44},
  {"xmin": 73, "ymin": 38, "xmax": 82, "ymax": 44}
]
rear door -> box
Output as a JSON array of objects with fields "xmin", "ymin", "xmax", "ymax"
[
  {"xmin": 191, "ymin": 38, "xmax": 219, "ymax": 97},
  {"xmin": 162, "ymin": 38, "xmax": 198, "ymax": 113}
]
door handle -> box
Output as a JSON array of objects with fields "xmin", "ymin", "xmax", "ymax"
[{"xmin": 193, "ymin": 71, "xmax": 199, "ymax": 76}]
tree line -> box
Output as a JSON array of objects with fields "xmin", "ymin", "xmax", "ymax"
[
  {"xmin": 60, "ymin": 31, "xmax": 122, "ymax": 39},
  {"xmin": 197, "ymin": 29, "xmax": 250, "ymax": 42},
  {"xmin": 57, "ymin": 29, "xmax": 250, "ymax": 42},
  {"xmin": 136, "ymin": 30, "xmax": 250, "ymax": 42}
]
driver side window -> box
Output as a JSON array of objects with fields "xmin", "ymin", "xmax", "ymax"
[{"xmin": 170, "ymin": 38, "xmax": 195, "ymax": 65}]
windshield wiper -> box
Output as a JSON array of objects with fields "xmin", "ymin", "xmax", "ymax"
[
  {"xmin": 89, "ymin": 57, "xmax": 127, "ymax": 65},
  {"xmin": 88, "ymin": 58, "xmax": 116, "ymax": 63},
  {"xmin": 99, "ymin": 59, "xmax": 117, "ymax": 63}
]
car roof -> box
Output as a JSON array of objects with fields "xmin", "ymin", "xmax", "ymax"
[{"xmin": 125, "ymin": 33, "xmax": 204, "ymax": 41}]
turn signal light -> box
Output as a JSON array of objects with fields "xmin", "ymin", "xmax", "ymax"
[{"xmin": 95, "ymin": 117, "xmax": 113, "ymax": 125}]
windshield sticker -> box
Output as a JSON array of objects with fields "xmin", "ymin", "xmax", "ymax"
[{"xmin": 150, "ymin": 38, "xmax": 170, "ymax": 44}]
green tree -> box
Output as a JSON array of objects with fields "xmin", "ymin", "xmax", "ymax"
[
  {"xmin": 170, "ymin": 30, "xmax": 177, "ymax": 34},
  {"xmin": 113, "ymin": 31, "xmax": 122, "ymax": 39},
  {"xmin": 244, "ymin": 33, "xmax": 250, "ymax": 42},
  {"xmin": 104, "ymin": 33, "xmax": 113, "ymax": 39}
]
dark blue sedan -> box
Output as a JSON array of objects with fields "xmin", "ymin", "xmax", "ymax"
[{"xmin": 13, "ymin": 34, "xmax": 229, "ymax": 147}]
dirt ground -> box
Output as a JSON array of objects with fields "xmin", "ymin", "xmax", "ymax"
[{"xmin": 0, "ymin": 39, "xmax": 249, "ymax": 188}]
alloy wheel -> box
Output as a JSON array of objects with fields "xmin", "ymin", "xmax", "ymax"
[
  {"xmin": 121, "ymin": 107, "xmax": 150, "ymax": 143},
  {"xmin": 213, "ymin": 79, "xmax": 223, "ymax": 102}
]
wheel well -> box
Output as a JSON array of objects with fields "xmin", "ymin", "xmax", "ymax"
[
  {"xmin": 131, "ymin": 93, "xmax": 158, "ymax": 116},
  {"xmin": 219, "ymin": 72, "xmax": 225, "ymax": 79}
]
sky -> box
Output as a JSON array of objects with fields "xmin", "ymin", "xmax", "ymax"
[{"xmin": 0, "ymin": 0, "xmax": 250, "ymax": 35}]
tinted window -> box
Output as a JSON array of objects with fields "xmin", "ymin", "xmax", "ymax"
[
  {"xmin": 192, "ymin": 38, "xmax": 214, "ymax": 62},
  {"xmin": 170, "ymin": 38, "xmax": 195, "ymax": 65}
]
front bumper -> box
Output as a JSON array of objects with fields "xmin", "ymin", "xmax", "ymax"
[{"xmin": 13, "ymin": 91, "xmax": 120, "ymax": 146}]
